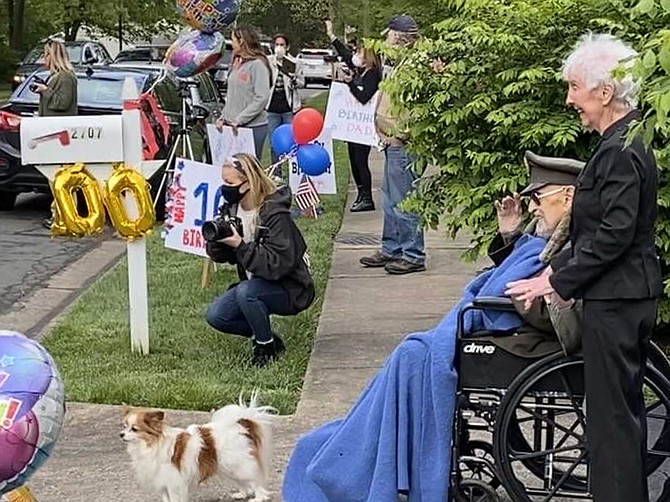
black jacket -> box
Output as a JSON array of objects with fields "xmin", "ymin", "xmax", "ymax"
[
  {"xmin": 332, "ymin": 38, "xmax": 381, "ymax": 106},
  {"xmin": 550, "ymin": 111, "xmax": 663, "ymax": 301},
  {"xmin": 205, "ymin": 187, "xmax": 315, "ymax": 313}
]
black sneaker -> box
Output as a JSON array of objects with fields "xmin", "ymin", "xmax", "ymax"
[
  {"xmin": 360, "ymin": 252, "xmax": 397, "ymax": 268},
  {"xmin": 252, "ymin": 336, "xmax": 285, "ymax": 367},
  {"xmin": 272, "ymin": 333, "xmax": 286, "ymax": 355},
  {"xmin": 42, "ymin": 218, "xmax": 53, "ymax": 230},
  {"xmin": 385, "ymin": 259, "xmax": 426, "ymax": 275}
]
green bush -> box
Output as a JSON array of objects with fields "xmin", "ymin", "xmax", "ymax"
[
  {"xmin": 378, "ymin": 0, "xmax": 670, "ymax": 323},
  {"xmin": 627, "ymin": 2, "xmax": 670, "ymax": 323},
  {"xmin": 383, "ymin": 0, "xmax": 657, "ymax": 252}
]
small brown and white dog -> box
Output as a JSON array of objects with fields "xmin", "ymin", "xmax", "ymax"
[{"xmin": 120, "ymin": 394, "xmax": 274, "ymax": 502}]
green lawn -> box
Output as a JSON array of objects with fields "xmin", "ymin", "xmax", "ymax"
[{"xmin": 42, "ymin": 92, "xmax": 349, "ymax": 414}]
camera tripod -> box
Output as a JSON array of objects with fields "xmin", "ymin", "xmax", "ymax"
[{"xmin": 154, "ymin": 80, "xmax": 199, "ymax": 210}]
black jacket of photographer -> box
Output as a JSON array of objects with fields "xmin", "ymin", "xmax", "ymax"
[{"xmin": 205, "ymin": 186, "xmax": 315, "ymax": 313}]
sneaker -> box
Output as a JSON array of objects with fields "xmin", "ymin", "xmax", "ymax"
[
  {"xmin": 42, "ymin": 218, "xmax": 53, "ymax": 230},
  {"xmin": 385, "ymin": 259, "xmax": 426, "ymax": 275},
  {"xmin": 272, "ymin": 333, "xmax": 286, "ymax": 355},
  {"xmin": 360, "ymin": 251, "xmax": 397, "ymax": 268}
]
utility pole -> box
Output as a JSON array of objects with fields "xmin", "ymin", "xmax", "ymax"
[{"xmin": 118, "ymin": 15, "xmax": 123, "ymax": 52}]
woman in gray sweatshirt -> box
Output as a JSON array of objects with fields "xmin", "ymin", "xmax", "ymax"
[{"xmin": 216, "ymin": 26, "xmax": 272, "ymax": 159}]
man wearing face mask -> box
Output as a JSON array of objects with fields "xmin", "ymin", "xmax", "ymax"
[
  {"xmin": 267, "ymin": 34, "xmax": 305, "ymax": 164},
  {"xmin": 359, "ymin": 15, "xmax": 426, "ymax": 274}
]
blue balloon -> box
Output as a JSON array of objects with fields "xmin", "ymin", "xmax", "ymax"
[
  {"xmin": 297, "ymin": 144, "xmax": 330, "ymax": 176},
  {"xmin": 272, "ymin": 124, "xmax": 296, "ymax": 157}
]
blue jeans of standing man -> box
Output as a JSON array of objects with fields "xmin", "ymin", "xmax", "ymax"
[
  {"xmin": 381, "ymin": 145, "xmax": 425, "ymax": 265},
  {"xmin": 205, "ymin": 278, "xmax": 294, "ymax": 344},
  {"xmin": 267, "ymin": 111, "xmax": 294, "ymax": 163}
]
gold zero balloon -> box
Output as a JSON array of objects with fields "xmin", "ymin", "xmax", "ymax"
[
  {"xmin": 104, "ymin": 164, "xmax": 156, "ymax": 239},
  {"xmin": 51, "ymin": 163, "xmax": 106, "ymax": 236}
]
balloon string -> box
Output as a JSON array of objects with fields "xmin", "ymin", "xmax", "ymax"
[
  {"xmin": 146, "ymin": 67, "xmax": 168, "ymax": 95},
  {"xmin": 266, "ymin": 157, "xmax": 288, "ymax": 178}
]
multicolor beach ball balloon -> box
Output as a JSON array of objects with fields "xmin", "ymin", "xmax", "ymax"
[
  {"xmin": 0, "ymin": 331, "xmax": 65, "ymax": 496},
  {"xmin": 166, "ymin": 28, "xmax": 225, "ymax": 78},
  {"xmin": 175, "ymin": 0, "xmax": 239, "ymax": 33}
]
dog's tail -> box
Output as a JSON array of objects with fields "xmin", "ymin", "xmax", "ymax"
[{"xmin": 211, "ymin": 390, "xmax": 276, "ymax": 477}]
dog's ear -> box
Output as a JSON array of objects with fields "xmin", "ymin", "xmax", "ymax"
[
  {"xmin": 121, "ymin": 403, "xmax": 131, "ymax": 416},
  {"xmin": 146, "ymin": 410, "xmax": 165, "ymax": 423}
]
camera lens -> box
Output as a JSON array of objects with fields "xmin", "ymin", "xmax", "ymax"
[{"xmin": 202, "ymin": 219, "xmax": 233, "ymax": 242}]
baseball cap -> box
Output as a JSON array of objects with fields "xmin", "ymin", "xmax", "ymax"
[{"xmin": 382, "ymin": 15, "xmax": 419, "ymax": 35}]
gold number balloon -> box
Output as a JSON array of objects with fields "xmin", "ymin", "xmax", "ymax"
[
  {"xmin": 103, "ymin": 164, "xmax": 156, "ymax": 239},
  {"xmin": 51, "ymin": 163, "xmax": 106, "ymax": 237}
]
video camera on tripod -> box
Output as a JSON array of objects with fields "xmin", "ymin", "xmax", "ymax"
[
  {"xmin": 176, "ymin": 78, "xmax": 210, "ymax": 126},
  {"xmin": 201, "ymin": 202, "xmax": 244, "ymax": 242}
]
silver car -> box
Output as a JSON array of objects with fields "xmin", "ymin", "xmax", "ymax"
[{"xmin": 298, "ymin": 48, "xmax": 334, "ymax": 87}]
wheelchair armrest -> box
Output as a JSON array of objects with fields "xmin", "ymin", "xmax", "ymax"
[
  {"xmin": 456, "ymin": 297, "xmax": 517, "ymax": 339},
  {"xmin": 471, "ymin": 296, "xmax": 516, "ymax": 311}
]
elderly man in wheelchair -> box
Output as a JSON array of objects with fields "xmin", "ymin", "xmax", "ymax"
[{"xmin": 283, "ymin": 151, "xmax": 670, "ymax": 502}]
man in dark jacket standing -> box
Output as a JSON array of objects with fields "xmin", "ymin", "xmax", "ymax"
[{"xmin": 507, "ymin": 34, "xmax": 662, "ymax": 502}]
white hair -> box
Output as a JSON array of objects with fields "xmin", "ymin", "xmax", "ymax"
[{"xmin": 562, "ymin": 32, "xmax": 639, "ymax": 109}]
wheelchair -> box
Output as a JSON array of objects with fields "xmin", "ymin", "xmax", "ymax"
[{"xmin": 450, "ymin": 297, "xmax": 670, "ymax": 502}]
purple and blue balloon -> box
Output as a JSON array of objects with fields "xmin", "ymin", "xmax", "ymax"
[
  {"xmin": 166, "ymin": 29, "xmax": 224, "ymax": 78},
  {"xmin": 0, "ymin": 331, "xmax": 65, "ymax": 496}
]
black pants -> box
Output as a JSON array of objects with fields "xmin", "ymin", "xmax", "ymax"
[
  {"xmin": 347, "ymin": 142, "xmax": 372, "ymax": 193},
  {"xmin": 583, "ymin": 298, "xmax": 657, "ymax": 502}
]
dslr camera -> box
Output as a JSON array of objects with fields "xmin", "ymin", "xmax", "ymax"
[{"xmin": 201, "ymin": 203, "xmax": 244, "ymax": 242}]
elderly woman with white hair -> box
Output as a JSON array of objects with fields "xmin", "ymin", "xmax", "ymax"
[{"xmin": 507, "ymin": 33, "xmax": 662, "ymax": 502}]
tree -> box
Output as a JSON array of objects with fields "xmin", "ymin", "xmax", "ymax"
[
  {"xmin": 616, "ymin": 0, "xmax": 670, "ymax": 323},
  {"xmin": 380, "ymin": 0, "xmax": 655, "ymax": 253}
]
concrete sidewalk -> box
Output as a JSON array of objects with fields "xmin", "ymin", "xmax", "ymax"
[{"xmin": 25, "ymin": 151, "xmax": 485, "ymax": 501}]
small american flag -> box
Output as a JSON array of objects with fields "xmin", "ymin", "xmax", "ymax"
[{"xmin": 295, "ymin": 174, "xmax": 320, "ymax": 218}]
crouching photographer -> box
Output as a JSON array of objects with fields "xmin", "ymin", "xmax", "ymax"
[{"xmin": 204, "ymin": 153, "xmax": 315, "ymax": 367}]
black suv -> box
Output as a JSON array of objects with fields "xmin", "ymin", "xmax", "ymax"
[
  {"xmin": 0, "ymin": 66, "xmax": 217, "ymax": 214},
  {"xmin": 12, "ymin": 40, "xmax": 113, "ymax": 90}
]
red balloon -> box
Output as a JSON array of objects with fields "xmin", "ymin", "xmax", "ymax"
[{"xmin": 292, "ymin": 108, "xmax": 324, "ymax": 145}]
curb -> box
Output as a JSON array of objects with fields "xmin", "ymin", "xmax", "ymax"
[{"xmin": 0, "ymin": 240, "xmax": 127, "ymax": 339}]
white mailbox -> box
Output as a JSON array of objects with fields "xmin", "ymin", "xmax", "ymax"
[{"xmin": 20, "ymin": 115, "xmax": 124, "ymax": 165}]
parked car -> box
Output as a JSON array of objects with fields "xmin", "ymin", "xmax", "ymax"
[
  {"xmin": 113, "ymin": 45, "xmax": 171, "ymax": 64},
  {"xmin": 210, "ymin": 39, "xmax": 233, "ymax": 100},
  {"xmin": 0, "ymin": 66, "xmax": 212, "ymax": 214},
  {"xmin": 298, "ymin": 48, "xmax": 334, "ymax": 87},
  {"xmin": 12, "ymin": 40, "xmax": 113, "ymax": 90},
  {"xmin": 111, "ymin": 61, "xmax": 222, "ymax": 161}
]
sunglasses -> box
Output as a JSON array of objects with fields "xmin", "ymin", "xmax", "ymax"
[{"xmin": 529, "ymin": 186, "xmax": 564, "ymax": 205}]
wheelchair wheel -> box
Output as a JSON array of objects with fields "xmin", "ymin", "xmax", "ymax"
[
  {"xmin": 452, "ymin": 480, "xmax": 500, "ymax": 502},
  {"xmin": 458, "ymin": 440, "xmax": 500, "ymax": 489},
  {"xmin": 493, "ymin": 354, "xmax": 670, "ymax": 501}
]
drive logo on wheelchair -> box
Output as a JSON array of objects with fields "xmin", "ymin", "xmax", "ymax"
[{"xmin": 462, "ymin": 342, "xmax": 496, "ymax": 355}]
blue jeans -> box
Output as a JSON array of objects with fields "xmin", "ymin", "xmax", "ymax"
[
  {"xmin": 205, "ymin": 278, "xmax": 293, "ymax": 344},
  {"xmin": 381, "ymin": 145, "xmax": 425, "ymax": 265},
  {"xmin": 251, "ymin": 124, "xmax": 269, "ymax": 159},
  {"xmin": 267, "ymin": 111, "xmax": 294, "ymax": 163}
]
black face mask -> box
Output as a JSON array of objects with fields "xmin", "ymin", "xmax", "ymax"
[{"xmin": 221, "ymin": 183, "xmax": 249, "ymax": 205}]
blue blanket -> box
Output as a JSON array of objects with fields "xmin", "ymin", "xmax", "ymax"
[{"xmin": 283, "ymin": 234, "xmax": 547, "ymax": 502}]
